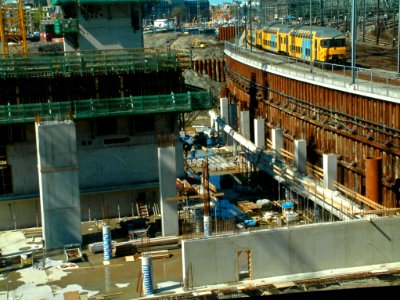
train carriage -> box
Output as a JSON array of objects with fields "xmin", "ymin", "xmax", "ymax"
[
  {"xmin": 260, "ymin": 24, "xmax": 280, "ymax": 54},
  {"xmin": 288, "ymin": 26, "xmax": 313, "ymax": 61},
  {"xmin": 313, "ymin": 27, "xmax": 346, "ymax": 63},
  {"xmin": 246, "ymin": 22, "xmax": 347, "ymax": 64},
  {"xmin": 276, "ymin": 24, "xmax": 291, "ymax": 54}
]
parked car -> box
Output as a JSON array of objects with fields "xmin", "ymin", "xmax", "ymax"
[{"xmin": 27, "ymin": 32, "xmax": 40, "ymax": 42}]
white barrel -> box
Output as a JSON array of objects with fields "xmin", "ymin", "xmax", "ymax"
[
  {"xmin": 142, "ymin": 256, "xmax": 154, "ymax": 295},
  {"xmin": 102, "ymin": 225, "xmax": 112, "ymax": 261},
  {"xmin": 203, "ymin": 215, "xmax": 211, "ymax": 237}
]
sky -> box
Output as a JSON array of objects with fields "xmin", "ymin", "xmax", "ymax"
[{"xmin": 210, "ymin": 0, "xmax": 229, "ymax": 5}]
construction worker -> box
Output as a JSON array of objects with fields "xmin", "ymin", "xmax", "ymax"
[{"xmin": 190, "ymin": 146, "xmax": 196, "ymax": 160}]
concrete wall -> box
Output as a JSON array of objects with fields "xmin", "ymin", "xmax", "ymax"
[
  {"xmin": 78, "ymin": 143, "xmax": 158, "ymax": 189},
  {"xmin": 1, "ymin": 114, "xmax": 176, "ymax": 230},
  {"xmin": 65, "ymin": 4, "xmax": 143, "ymax": 51},
  {"xmin": 6, "ymin": 115, "xmax": 172, "ymax": 194},
  {"xmin": 7, "ymin": 135, "xmax": 159, "ymax": 193},
  {"xmin": 0, "ymin": 199, "xmax": 40, "ymax": 229},
  {"xmin": 8, "ymin": 142, "xmax": 38, "ymax": 194},
  {"xmin": 0, "ymin": 186, "xmax": 160, "ymax": 229},
  {"xmin": 80, "ymin": 187, "xmax": 159, "ymax": 221},
  {"xmin": 182, "ymin": 217, "xmax": 400, "ymax": 287}
]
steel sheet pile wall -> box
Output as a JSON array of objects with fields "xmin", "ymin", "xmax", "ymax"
[
  {"xmin": 225, "ymin": 55, "xmax": 400, "ymax": 208},
  {"xmin": 217, "ymin": 26, "xmax": 243, "ymax": 41},
  {"xmin": 192, "ymin": 59, "xmax": 225, "ymax": 82}
]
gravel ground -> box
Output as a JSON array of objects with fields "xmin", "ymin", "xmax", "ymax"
[{"xmin": 144, "ymin": 31, "xmax": 225, "ymax": 60}]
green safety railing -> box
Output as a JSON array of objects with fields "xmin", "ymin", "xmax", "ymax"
[
  {"xmin": 0, "ymin": 48, "xmax": 186, "ymax": 78},
  {"xmin": 0, "ymin": 91, "xmax": 213, "ymax": 124}
]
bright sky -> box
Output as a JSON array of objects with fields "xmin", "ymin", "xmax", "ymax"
[{"xmin": 210, "ymin": 0, "xmax": 229, "ymax": 5}]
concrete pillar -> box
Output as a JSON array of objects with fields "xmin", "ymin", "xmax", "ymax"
[
  {"xmin": 365, "ymin": 157, "xmax": 382, "ymax": 203},
  {"xmin": 271, "ymin": 128, "xmax": 283, "ymax": 157},
  {"xmin": 158, "ymin": 145, "xmax": 179, "ymax": 236},
  {"xmin": 220, "ymin": 97, "xmax": 229, "ymax": 145},
  {"xmin": 232, "ymin": 139, "xmax": 237, "ymax": 156},
  {"xmin": 323, "ymin": 154, "xmax": 337, "ymax": 190},
  {"xmin": 254, "ymin": 118, "xmax": 265, "ymax": 149},
  {"xmin": 220, "ymin": 97, "xmax": 229, "ymax": 125},
  {"xmin": 240, "ymin": 111, "xmax": 250, "ymax": 140},
  {"xmin": 175, "ymin": 141, "xmax": 184, "ymax": 178},
  {"xmin": 35, "ymin": 120, "xmax": 81, "ymax": 250},
  {"xmin": 294, "ymin": 139, "xmax": 307, "ymax": 174}
]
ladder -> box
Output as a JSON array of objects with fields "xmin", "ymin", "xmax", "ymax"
[{"xmin": 137, "ymin": 203, "xmax": 149, "ymax": 217}]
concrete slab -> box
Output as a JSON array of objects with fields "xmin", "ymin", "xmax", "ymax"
[{"xmin": 0, "ymin": 230, "xmax": 43, "ymax": 256}]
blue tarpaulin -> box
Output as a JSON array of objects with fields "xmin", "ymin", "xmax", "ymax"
[
  {"xmin": 209, "ymin": 175, "xmax": 222, "ymax": 191},
  {"xmin": 282, "ymin": 201, "xmax": 294, "ymax": 210},
  {"xmin": 212, "ymin": 199, "xmax": 247, "ymax": 219}
]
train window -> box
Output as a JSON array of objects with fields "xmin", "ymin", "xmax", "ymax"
[{"xmin": 321, "ymin": 39, "xmax": 345, "ymax": 48}]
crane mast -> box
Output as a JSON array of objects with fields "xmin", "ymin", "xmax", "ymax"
[{"xmin": 0, "ymin": 0, "xmax": 27, "ymax": 56}]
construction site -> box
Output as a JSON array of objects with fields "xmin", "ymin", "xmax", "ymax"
[{"xmin": 2, "ymin": 0, "xmax": 400, "ymax": 299}]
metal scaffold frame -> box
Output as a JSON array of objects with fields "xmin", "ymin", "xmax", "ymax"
[{"xmin": 0, "ymin": 91, "xmax": 213, "ymax": 124}]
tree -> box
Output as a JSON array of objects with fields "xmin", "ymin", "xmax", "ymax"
[
  {"xmin": 171, "ymin": 5, "xmax": 187, "ymax": 24},
  {"xmin": 32, "ymin": 6, "xmax": 44, "ymax": 31}
]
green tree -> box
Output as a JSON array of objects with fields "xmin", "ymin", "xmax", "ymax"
[
  {"xmin": 32, "ymin": 6, "xmax": 44, "ymax": 31},
  {"xmin": 171, "ymin": 5, "xmax": 187, "ymax": 22}
]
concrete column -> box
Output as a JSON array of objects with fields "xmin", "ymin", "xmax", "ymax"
[
  {"xmin": 220, "ymin": 97, "xmax": 229, "ymax": 125},
  {"xmin": 175, "ymin": 141, "xmax": 184, "ymax": 178},
  {"xmin": 220, "ymin": 97, "xmax": 229, "ymax": 145},
  {"xmin": 271, "ymin": 128, "xmax": 283, "ymax": 157},
  {"xmin": 240, "ymin": 111, "xmax": 250, "ymax": 140},
  {"xmin": 323, "ymin": 154, "xmax": 337, "ymax": 190},
  {"xmin": 35, "ymin": 120, "xmax": 81, "ymax": 250},
  {"xmin": 294, "ymin": 139, "xmax": 307, "ymax": 174},
  {"xmin": 254, "ymin": 118, "xmax": 265, "ymax": 149},
  {"xmin": 158, "ymin": 145, "xmax": 179, "ymax": 236}
]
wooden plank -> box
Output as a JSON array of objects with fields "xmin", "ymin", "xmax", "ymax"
[
  {"xmin": 63, "ymin": 291, "xmax": 80, "ymax": 300},
  {"xmin": 273, "ymin": 281, "xmax": 296, "ymax": 289},
  {"xmin": 141, "ymin": 250, "xmax": 170, "ymax": 259}
]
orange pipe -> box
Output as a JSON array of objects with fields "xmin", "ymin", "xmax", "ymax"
[{"xmin": 365, "ymin": 157, "xmax": 382, "ymax": 204}]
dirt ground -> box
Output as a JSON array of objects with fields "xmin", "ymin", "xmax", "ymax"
[
  {"xmin": 26, "ymin": 29, "xmax": 400, "ymax": 73},
  {"xmin": 144, "ymin": 31, "xmax": 225, "ymax": 61}
]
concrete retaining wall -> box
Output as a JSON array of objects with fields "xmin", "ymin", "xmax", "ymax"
[
  {"xmin": 182, "ymin": 217, "xmax": 400, "ymax": 287},
  {"xmin": 0, "ymin": 187, "xmax": 159, "ymax": 229}
]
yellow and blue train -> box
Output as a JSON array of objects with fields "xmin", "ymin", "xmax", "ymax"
[{"xmin": 247, "ymin": 23, "xmax": 347, "ymax": 64}]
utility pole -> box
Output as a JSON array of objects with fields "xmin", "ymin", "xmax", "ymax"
[
  {"xmin": 250, "ymin": 0, "xmax": 252, "ymax": 51},
  {"xmin": 351, "ymin": 0, "xmax": 357, "ymax": 84},
  {"xmin": 398, "ymin": 0, "xmax": 400, "ymax": 74}
]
